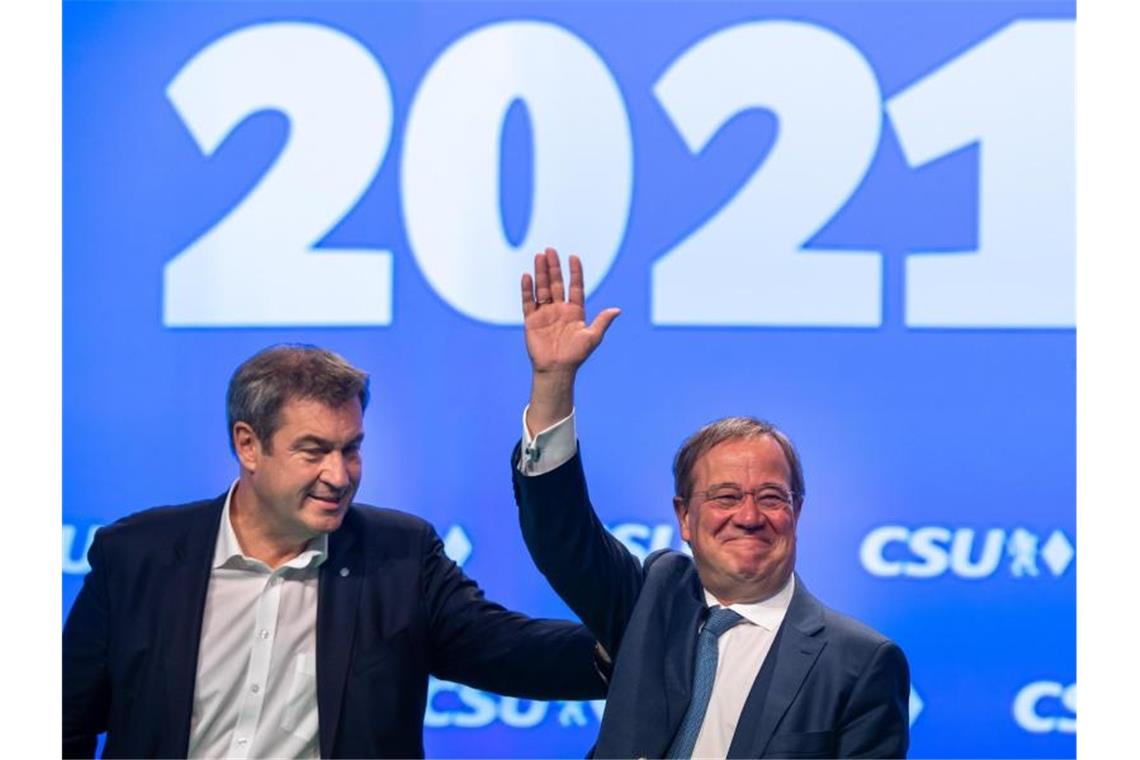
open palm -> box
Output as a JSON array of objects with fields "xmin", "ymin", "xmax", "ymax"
[{"xmin": 521, "ymin": 249, "xmax": 620, "ymax": 374}]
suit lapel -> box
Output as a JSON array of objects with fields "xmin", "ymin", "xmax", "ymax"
[
  {"xmin": 165, "ymin": 496, "xmax": 226, "ymax": 757},
  {"xmin": 660, "ymin": 565, "xmax": 706, "ymax": 750},
  {"xmin": 728, "ymin": 576, "xmax": 827, "ymax": 758},
  {"xmin": 316, "ymin": 510, "xmax": 364, "ymax": 759}
]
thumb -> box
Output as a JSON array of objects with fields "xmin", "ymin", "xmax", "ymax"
[{"xmin": 589, "ymin": 307, "xmax": 621, "ymax": 340}]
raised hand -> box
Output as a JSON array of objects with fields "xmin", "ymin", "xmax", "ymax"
[{"xmin": 521, "ymin": 248, "xmax": 620, "ymax": 431}]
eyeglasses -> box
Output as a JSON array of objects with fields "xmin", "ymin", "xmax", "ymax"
[{"xmin": 692, "ymin": 484, "xmax": 796, "ymax": 511}]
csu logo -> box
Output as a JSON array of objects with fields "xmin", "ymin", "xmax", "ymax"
[
  {"xmin": 607, "ymin": 523, "xmax": 689, "ymax": 562},
  {"xmin": 860, "ymin": 526, "xmax": 1074, "ymax": 579},
  {"xmin": 425, "ymin": 678, "xmax": 604, "ymax": 729},
  {"xmin": 1013, "ymin": 681, "xmax": 1075, "ymax": 734}
]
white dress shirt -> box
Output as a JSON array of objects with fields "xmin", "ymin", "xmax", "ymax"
[
  {"xmin": 519, "ymin": 408, "xmax": 794, "ymax": 758},
  {"xmin": 691, "ymin": 579, "xmax": 794, "ymax": 758},
  {"xmin": 187, "ymin": 482, "xmax": 326, "ymax": 759}
]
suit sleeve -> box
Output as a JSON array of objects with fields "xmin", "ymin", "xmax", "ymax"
[
  {"xmin": 835, "ymin": 640, "xmax": 911, "ymax": 758},
  {"xmin": 512, "ymin": 444, "xmax": 645, "ymax": 660},
  {"xmin": 419, "ymin": 523, "xmax": 607, "ymax": 701},
  {"xmin": 62, "ymin": 528, "xmax": 112, "ymax": 758}
]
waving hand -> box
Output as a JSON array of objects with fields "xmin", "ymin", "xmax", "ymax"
[{"xmin": 521, "ymin": 248, "xmax": 620, "ymax": 431}]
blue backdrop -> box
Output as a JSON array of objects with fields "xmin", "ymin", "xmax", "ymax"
[{"xmin": 63, "ymin": 1, "xmax": 1075, "ymax": 757}]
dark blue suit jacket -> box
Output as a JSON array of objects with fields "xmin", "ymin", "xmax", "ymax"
[
  {"xmin": 513, "ymin": 449, "xmax": 910, "ymax": 759},
  {"xmin": 62, "ymin": 494, "xmax": 606, "ymax": 758}
]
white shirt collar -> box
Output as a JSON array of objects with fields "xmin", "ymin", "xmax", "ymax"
[
  {"xmin": 703, "ymin": 573, "xmax": 795, "ymax": 631},
  {"xmin": 214, "ymin": 480, "xmax": 329, "ymax": 571}
]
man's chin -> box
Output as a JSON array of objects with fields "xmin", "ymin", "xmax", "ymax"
[
  {"xmin": 725, "ymin": 553, "xmax": 790, "ymax": 584},
  {"xmin": 725, "ymin": 542, "xmax": 775, "ymax": 568},
  {"xmin": 305, "ymin": 507, "xmax": 347, "ymax": 534}
]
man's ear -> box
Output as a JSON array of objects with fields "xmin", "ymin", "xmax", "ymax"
[
  {"xmin": 673, "ymin": 496, "xmax": 692, "ymax": 544},
  {"xmin": 233, "ymin": 422, "xmax": 261, "ymax": 472}
]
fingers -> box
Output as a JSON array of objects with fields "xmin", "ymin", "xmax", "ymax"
[
  {"xmin": 546, "ymin": 247, "xmax": 565, "ymax": 303},
  {"xmin": 568, "ymin": 255, "xmax": 585, "ymax": 306},
  {"xmin": 589, "ymin": 307, "xmax": 622, "ymax": 339},
  {"xmin": 533, "ymin": 252, "xmax": 552, "ymax": 305},
  {"xmin": 521, "ymin": 273, "xmax": 535, "ymax": 317},
  {"xmin": 525, "ymin": 248, "xmax": 612, "ymax": 323}
]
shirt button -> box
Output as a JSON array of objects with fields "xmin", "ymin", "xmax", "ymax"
[
  {"xmin": 237, "ymin": 738, "xmax": 248, "ymax": 746},
  {"xmin": 258, "ymin": 629, "xmax": 269, "ymax": 640},
  {"xmin": 251, "ymin": 684, "xmax": 260, "ymax": 693}
]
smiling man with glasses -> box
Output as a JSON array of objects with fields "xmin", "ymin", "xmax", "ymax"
[{"xmin": 512, "ymin": 248, "xmax": 911, "ymax": 759}]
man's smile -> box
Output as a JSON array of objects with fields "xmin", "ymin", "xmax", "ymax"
[{"xmin": 724, "ymin": 534, "xmax": 772, "ymax": 545}]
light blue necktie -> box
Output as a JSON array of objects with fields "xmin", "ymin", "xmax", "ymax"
[{"xmin": 666, "ymin": 607, "xmax": 745, "ymax": 758}]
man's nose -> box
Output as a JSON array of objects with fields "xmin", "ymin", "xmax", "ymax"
[
  {"xmin": 322, "ymin": 452, "xmax": 351, "ymax": 489},
  {"xmin": 733, "ymin": 494, "xmax": 766, "ymax": 528}
]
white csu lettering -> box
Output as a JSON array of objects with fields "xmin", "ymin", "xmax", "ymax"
[
  {"xmin": 860, "ymin": 526, "xmax": 1006, "ymax": 579},
  {"xmin": 1013, "ymin": 681, "xmax": 1076, "ymax": 734},
  {"xmin": 424, "ymin": 679, "xmax": 547, "ymax": 728},
  {"xmin": 608, "ymin": 524, "xmax": 680, "ymax": 563},
  {"xmin": 63, "ymin": 524, "xmax": 101, "ymax": 575}
]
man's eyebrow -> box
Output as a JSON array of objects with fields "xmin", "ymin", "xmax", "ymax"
[
  {"xmin": 290, "ymin": 433, "xmax": 365, "ymax": 450},
  {"xmin": 757, "ymin": 482, "xmax": 792, "ymax": 491},
  {"xmin": 704, "ymin": 481, "xmax": 790, "ymax": 491},
  {"xmin": 704, "ymin": 481, "xmax": 743, "ymax": 491},
  {"xmin": 291, "ymin": 435, "xmax": 333, "ymax": 450}
]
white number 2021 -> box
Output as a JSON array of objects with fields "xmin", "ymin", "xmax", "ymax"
[{"xmin": 163, "ymin": 19, "xmax": 1073, "ymax": 329}]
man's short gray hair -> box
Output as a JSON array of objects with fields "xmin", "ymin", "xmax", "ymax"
[
  {"xmin": 672, "ymin": 416, "xmax": 805, "ymax": 510},
  {"xmin": 226, "ymin": 344, "xmax": 370, "ymax": 454}
]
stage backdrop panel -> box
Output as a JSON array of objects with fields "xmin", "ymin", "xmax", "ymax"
[{"xmin": 63, "ymin": 2, "xmax": 1075, "ymax": 757}]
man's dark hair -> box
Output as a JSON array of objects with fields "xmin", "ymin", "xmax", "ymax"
[
  {"xmin": 226, "ymin": 344, "xmax": 370, "ymax": 454},
  {"xmin": 672, "ymin": 416, "xmax": 805, "ymax": 510}
]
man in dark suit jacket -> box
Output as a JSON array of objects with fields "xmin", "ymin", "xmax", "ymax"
[
  {"xmin": 63, "ymin": 344, "xmax": 605, "ymax": 758},
  {"xmin": 510, "ymin": 249, "xmax": 910, "ymax": 758}
]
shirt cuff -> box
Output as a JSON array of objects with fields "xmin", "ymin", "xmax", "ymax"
[{"xmin": 519, "ymin": 406, "xmax": 577, "ymax": 476}]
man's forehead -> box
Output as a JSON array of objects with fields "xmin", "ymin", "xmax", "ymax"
[
  {"xmin": 694, "ymin": 435, "xmax": 791, "ymax": 479},
  {"xmin": 277, "ymin": 395, "xmax": 364, "ymax": 431}
]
